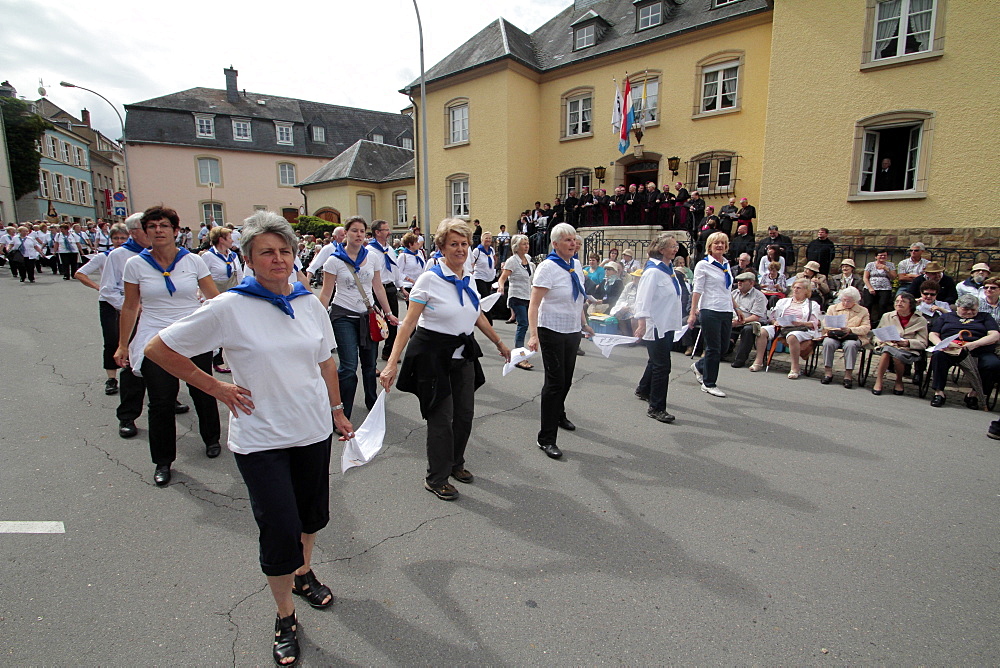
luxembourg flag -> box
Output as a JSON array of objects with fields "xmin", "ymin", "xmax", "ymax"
[{"xmin": 619, "ymin": 78, "xmax": 634, "ymax": 154}]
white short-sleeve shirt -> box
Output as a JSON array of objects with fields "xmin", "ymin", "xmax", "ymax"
[
  {"xmin": 159, "ymin": 292, "xmax": 336, "ymax": 454},
  {"xmin": 533, "ymin": 257, "xmax": 585, "ymax": 333},
  {"xmin": 471, "ymin": 245, "xmax": 497, "ymax": 282},
  {"xmin": 202, "ymin": 248, "xmax": 245, "ymax": 284},
  {"xmin": 323, "ymin": 251, "xmax": 377, "ymax": 313},
  {"xmin": 410, "ymin": 263, "xmax": 482, "ymax": 358}
]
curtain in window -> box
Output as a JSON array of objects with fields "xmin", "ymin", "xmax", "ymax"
[
  {"xmin": 721, "ymin": 68, "xmax": 738, "ymax": 108},
  {"xmin": 906, "ymin": 0, "xmax": 933, "ymax": 52},
  {"xmin": 703, "ymin": 72, "xmax": 719, "ymax": 111},
  {"xmin": 875, "ymin": 0, "xmax": 901, "ymax": 58}
]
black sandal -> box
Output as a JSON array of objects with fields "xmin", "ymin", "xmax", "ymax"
[
  {"xmin": 292, "ymin": 570, "xmax": 334, "ymax": 609},
  {"xmin": 273, "ymin": 612, "xmax": 298, "ymax": 666}
]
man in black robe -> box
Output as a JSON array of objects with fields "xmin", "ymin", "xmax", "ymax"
[
  {"xmin": 564, "ymin": 190, "xmax": 579, "ymax": 228},
  {"xmin": 578, "ymin": 186, "xmax": 595, "ymax": 227}
]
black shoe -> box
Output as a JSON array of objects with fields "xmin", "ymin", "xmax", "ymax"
[
  {"xmin": 912, "ymin": 371, "xmax": 924, "ymax": 386},
  {"xmin": 964, "ymin": 395, "xmax": 980, "ymax": 410},
  {"xmin": 930, "ymin": 395, "xmax": 945, "ymax": 407},
  {"xmin": 537, "ymin": 441, "xmax": 563, "ymax": 459},
  {"xmin": 424, "ymin": 480, "xmax": 459, "ymax": 500},
  {"xmin": 273, "ymin": 612, "xmax": 299, "ymax": 667},
  {"xmin": 104, "ymin": 378, "xmax": 119, "ymax": 395},
  {"xmin": 893, "ymin": 388, "xmax": 905, "ymax": 396},
  {"xmin": 451, "ymin": 468, "xmax": 474, "ymax": 484},
  {"xmin": 206, "ymin": 442, "xmax": 221, "ymax": 458},
  {"xmin": 292, "ymin": 570, "xmax": 334, "ymax": 609},
  {"xmin": 118, "ymin": 419, "xmax": 138, "ymax": 438},
  {"xmin": 842, "ymin": 378, "xmax": 854, "ymax": 389},
  {"xmin": 731, "ymin": 360, "xmax": 745, "ymax": 369},
  {"xmin": 153, "ymin": 465, "xmax": 171, "ymax": 486},
  {"xmin": 871, "ymin": 388, "xmax": 882, "ymax": 396},
  {"xmin": 558, "ymin": 417, "xmax": 576, "ymax": 431},
  {"xmin": 647, "ymin": 409, "xmax": 676, "ymax": 423},
  {"xmin": 576, "ymin": 348, "xmax": 586, "ymax": 356},
  {"xmin": 988, "ymin": 429, "xmax": 1000, "ymax": 441},
  {"xmin": 634, "ymin": 390, "xmax": 649, "ymax": 401},
  {"xmin": 174, "ymin": 401, "xmax": 190, "ymax": 414}
]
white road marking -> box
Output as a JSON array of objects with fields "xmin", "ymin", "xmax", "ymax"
[{"xmin": 0, "ymin": 521, "xmax": 65, "ymax": 534}]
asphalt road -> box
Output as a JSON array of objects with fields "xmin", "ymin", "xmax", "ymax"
[{"xmin": 2, "ymin": 270, "xmax": 998, "ymax": 665}]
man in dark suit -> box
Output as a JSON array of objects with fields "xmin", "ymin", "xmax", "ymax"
[
  {"xmin": 729, "ymin": 224, "xmax": 755, "ymax": 263},
  {"xmin": 564, "ymin": 190, "xmax": 579, "ymax": 228},
  {"xmin": 873, "ymin": 157, "xmax": 899, "ymax": 191}
]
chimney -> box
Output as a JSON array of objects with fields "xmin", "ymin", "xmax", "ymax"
[
  {"xmin": 224, "ymin": 67, "xmax": 240, "ymax": 103},
  {"xmin": 0, "ymin": 80, "xmax": 16, "ymax": 99},
  {"xmin": 81, "ymin": 109, "xmax": 91, "ymax": 127}
]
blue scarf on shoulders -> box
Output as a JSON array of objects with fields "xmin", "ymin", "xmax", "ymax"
[
  {"xmin": 704, "ymin": 255, "xmax": 732, "ymax": 289},
  {"xmin": 369, "ymin": 239, "xmax": 396, "ymax": 269},
  {"xmin": 208, "ymin": 246, "xmax": 236, "ymax": 277},
  {"xmin": 429, "ymin": 265, "xmax": 479, "ymax": 310},
  {"xmin": 645, "ymin": 259, "xmax": 680, "ymax": 295},
  {"xmin": 229, "ymin": 277, "xmax": 312, "ymax": 318},
  {"xmin": 402, "ymin": 248, "xmax": 425, "ymax": 269},
  {"xmin": 545, "ymin": 252, "xmax": 585, "ymax": 302},
  {"xmin": 137, "ymin": 248, "xmax": 190, "ymax": 295},
  {"xmin": 333, "ymin": 244, "xmax": 367, "ymax": 273},
  {"xmin": 122, "ymin": 238, "xmax": 145, "ymax": 254},
  {"xmin": 476, "ymin": 244, "xmax": 493, "ymax": 269}
]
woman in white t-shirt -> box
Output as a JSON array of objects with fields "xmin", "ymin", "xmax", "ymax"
[
  {"xmin": 397, "ymin": 231, "xmax": 426, "ymax": 291},
  {"xmin": 145, "ymin": 211, "xmax": 352, "ymax": 667},
  {"xmin": 201, "ymin": 225, "xmax": 245, "ymax": 373},
  {"xmin": 54, "ymin": 223, "xmax": 81, "ymax": 280},
  {"xmin": 497, "ymin": 234, "xmax": 535, "ymax": 367},
  {"xmin": 113, "ymin": 206, "xmax": 221, "ymax": 487},
  {"xmin": 318, "ymin": 216, "xmax": 398, "ymax": 420},
  {"xmin": 380, "ymin": 218, "xmax": 509, "ymax": 501},
  {"xmin": 688, "ymin": 232, "xmax": 743, "ymax": 396},
  {"xmin": 527, "ymin": 223, "xmax": 594, "ymax": 459}
]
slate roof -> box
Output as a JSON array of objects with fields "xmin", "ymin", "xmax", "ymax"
[
  {"xmin": 125, "ymin": 88, "xmax": 412, "ymax": 159},
  {"xmin": 296, "ymin": 140, "xmax": 414, "ymax": 187},
  {"xmin": 402, "ymin": 0, "xmax": 771, "ymax": 92}
]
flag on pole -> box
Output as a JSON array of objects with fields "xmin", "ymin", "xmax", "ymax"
[
  {"xmin": 640, "ymin": 76, "xmax": 648, "ymax": 131},
  {"xmin": 619, "ymin": 78, "xmax": 634, "ymax": 154},
  {"xmin": 612, "ymin": 80, "xmax": 623, "ymax": 134}
]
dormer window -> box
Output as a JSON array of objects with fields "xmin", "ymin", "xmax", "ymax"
[
  {"xmin": 636, "ymin": 1, "xmax": 662, "ymax": 31},
  {"xmin": 575, "ymin": 24, "xmax": 595, "ymax": 49},
  {"xmin": 570, "ymin": 10, "xmax": 609, "ymax": 51},
  {"xmin": 312, "ymin": 125, "xmax": 326, "ymax": 142}
]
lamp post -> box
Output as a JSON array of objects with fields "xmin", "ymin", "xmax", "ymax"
[
  {"xmin": 667, "ymin": 156, "xmax": 681, "ymax": 177},
  {"xmin": 412, "ymin": 0, "xmax": 431, "ymax": 247},
  {"xmin": 208, "ymin": 182, "xmax": 216, "ymax": 225},
  {"xmin": 594, "ymin": 165, "xmax": 606, "ymax": 189},
  {"xmin": 59, "ymin": 81, "xmax": 133, "ymax": 211}
]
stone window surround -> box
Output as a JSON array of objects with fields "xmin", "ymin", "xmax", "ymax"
[
  {"xmin": 860, "ymin": 0, "xmax": 946, "ymax": 71},
  {"xmin": 847, "ymin": 109, "xmax": 934, "ymax": 202},
  {"xmin": 445, "ymin": 98, "xmax": 470, "ymax": 148},
  {"xmin": 562, "ymin": 87, "xmax": 594, "ymax": 141},
  {"xmin": 693, "ymin": 51, "xmax": 744, "ymax": 119}
]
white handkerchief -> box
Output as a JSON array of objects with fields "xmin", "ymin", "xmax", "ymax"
[
  {"xmin": 590, "ymin": 334, "xmax": 640, "ymax": 358},
  {"xmin": 479, "ymin": 292, "xmax": 502, "ymax": 312},
  {"xmin": 871, "ymin": 325, "xmax": 901, "ymax": 342},
  {"xmin": 672, "ymin": 325, "xmax": 689, "ymax": 342},
  {"xmin": 503, "ymin": 347, "xmax": 537, "ymax": 376},
  {"xmin": 931, "ymin": 332, "xmax": 962, "ymax": 352},
  {"xmin": 341, "ymin": 391, "xmax": 387, "ymax": 473}
]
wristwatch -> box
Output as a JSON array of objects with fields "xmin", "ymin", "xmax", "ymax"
[{"xmin": 330, "ymin": 403, "xmax": 344, "ymax": 411}]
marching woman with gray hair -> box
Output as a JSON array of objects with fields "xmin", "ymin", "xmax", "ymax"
[
  {"xmin": 527, "ymin": 222, "xmax": 594, "ymax": 459},
  {"xmin": 497, "ymin": 233, "xmax": 535, "ymax": 368},
  {"xmin": 145, "ymin": 211, "xmax": 354, "ymax": 666}
]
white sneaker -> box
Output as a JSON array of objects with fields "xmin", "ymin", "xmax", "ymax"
[
  {"xmin": 701, "ymin": 384, "xmax": 726, "ymax": 397},
  {"xmin": 690, "ymin": 362, "xmax": 704, "ymax": 384}
]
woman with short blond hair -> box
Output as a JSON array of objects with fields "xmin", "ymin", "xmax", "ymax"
[{"xmin": 688, "ymin": 231, "xmax": 742, "ymax": 396}]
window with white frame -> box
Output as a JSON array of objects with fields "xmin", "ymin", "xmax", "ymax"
[
  {"xmin": 60, "ymin": 142, "xmax": 71, "ymax": 163},
  {"xmin": 53, "ymin": 174, "xmax": 64, "ymax": 200},
  {"xmin": 74, "ymin": 146, "xmax": 84, "ymax": 166},
  {"xmin": 637, "ymin": 2, "xmax": 662, "ymax": 30},
  {"xmin": 701, "ymin": 61, "xmax": 740, "ymax": 112},
  {"xmin": 401, "ymin": 137, "xmax": 413, "ymax": 150},
  {"xmin": 448, "ymin": 103, "xmax": 469, "ymax": 144},
  {"xmin": 395, "ymin": 193, "xmax": 407, "ymax": 225},
  {"xmin": 232, "ymin": 119, "xmax": 252, "ymax": 141},
  {"xmin": 873, "ymin": 0, "xmax": 936, "ymax": 61},
  {"xmin": 275, "ymin": 122, "xmax": 294, "ymax": 145},
  {"xmin": 561, "ymin": 169, "xmax": 591, "ymax": 198},
  {"xmin": 372, "ymin": 133, "xmax": 384, "ymax": 144},
  {"xmin": 203, "ymin": 202, "xmax": 224, "ymax": 225},
  {"xmin": 858, "ymin": 123, "xmax": 922, "ymax": 193},
  {"xmin": 566, "ymin": 94, "xmax": 592, "ymax": 137},
  {"xmin": 67, "ymin": 177, "xmax": 77, "ymax": 202},
  {"xmin": 574, "ymin": 24, "xmax": 595, "ymax": 50},
  {"xmin": 278, "ymin": 163, "xmax": 297, "ymax": 186},
  {"xmin": 631, "ymin": 76, "xmax": 659, "ymax": 124},
  {"xmin": 79, "ymin": 180, "xmax": 89, "ymax": 205},
  {"xmin": 39, "ymin": 170, "xmax": 51, "ymax": 198},
  {"xmin": 312, "ymin": 125, "xmax": 326, "ymax": 142},
  {"xmin": 197, "ymin": 157, "xmax": 221, "ymax": 185},
  {"xmin": 195, "ymin": 114, "xmax": 215, "ymax": 138},
  {"xmin": 449, "ymin": 177, "xmax": 469, "ymax": 218},
  {"xmin": 46, "ymin": 136, "xmax": 57, "ymax": 158}
]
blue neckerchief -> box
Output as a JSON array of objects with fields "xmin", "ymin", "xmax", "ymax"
[
  {"xmin": 229, "ymin": 277, "xmax": 312, "ymax": 318},
  {"xmin": 369, "ymin": 239, "xmax": 397, "ymax": 269},
  {"xmin": 545, "ymin": 252, "xmax": 585, "ymax": 302},
  {"xmin": 402, "ymin": 248, "xmax": 425, "ymax": 269},
  {"xmin": 432, "ymin": 250, "xmax": 443, "ymax": 260},
  {"xmin": 103, "ymin": 249, "xmax": 112, "ymax": 256},
  {"xmin": 476, "ymin": 244, "xmax": 494, "ymax": 269},
  {"xmin": 208, "ymin": 247, "xmax": 235, "ymax": 277},
  {"xmin": 429, "ymin": 265, "xmax": 479, "ymax": 310},
  {"xmin": 704, "ymin": 256, "xmax": 732, "ymax": 289},
  {"xmin": 645, "ymin": 259, "xmax": 680, "ymax": 296},
  {"xmin": 122, "ymin": 238, "xmax": 145, "ymax": 254},
  {"xmin": 137, "ymin": 248, "xmax": 190, "ymax": 295},
  {"xmin": 332, "ymin": 244, "xmax": 367, "ymax": 273}
]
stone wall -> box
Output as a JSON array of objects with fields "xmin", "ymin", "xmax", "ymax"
[{"xmin": 784, "ymin": 227, "xmax": 1000, "ymax": 252}]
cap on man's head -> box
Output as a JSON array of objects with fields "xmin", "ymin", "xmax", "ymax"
[
  {"xmin": 740, "ymin": 197, "xmax": 748, "ymax": 202},
  {"xmin": 972, "ymin": 262, "xmax": 991, "ymax": 272},
  {"xmin": 736, "ymin": 272, "xmax": 756, "ymax": 282}
]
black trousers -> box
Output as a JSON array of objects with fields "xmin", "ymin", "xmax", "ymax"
[
  {"xmin": 98, "ymin": 301, "xmax": 119, "ymax": 370},
  {"xmin": 637, "ymin": 332, "xmax": 673, "ymax": 412},
  {"xmin": 475, "ymin": 278, "xmax": 493, "ymax": 324},
  {"xmin": 12, "ymin": 260, "xmax": 34, "ymax": 282},
  {"xmin": 380, "ymin": 282, "xmax": 399, "ymax": 359},
  {"xmin": 140, "ymin": 352, "xmax": 220, "ymax": 465},
  {"xmin": 59, "ymin": 252, "xmax": 78, "ymax": 278},
  {"xmin": 537, "ymin": 327, "xmax": 581, "ymax": 445},
  {"xmin": 234, "ymin": 436, "xmax": 332, "ymax": 576},
  {"xmin": 930, "ymin": 350, "xmax": 1000, "ymax": 393},
  {"xmin": 425, "ymin": 358, "xmax": 476, "ymax": 485},
  {"xmin": 863, "ymin": 288, "xmax": 893, "ymax": 327}
]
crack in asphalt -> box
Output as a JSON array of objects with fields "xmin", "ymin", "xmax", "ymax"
[
  {"xmin": 319, "ymin": 512, "xmax": 461, "ymax": 566},
  {"xmin": 218, "ymin": 583, "xmax": 268, "ymax": 668}
]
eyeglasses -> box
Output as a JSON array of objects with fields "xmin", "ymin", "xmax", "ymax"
[
  {"xmin": 921, "ymin": 292, "xmax": 937, "ymax": 296},
  {"xmin": 984, "ymin": 286, "xmax": 1000, "ymax": 291}
]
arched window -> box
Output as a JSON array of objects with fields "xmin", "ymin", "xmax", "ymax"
[
  {"xmin": 561, "ymin": 87, "xmax": 594, "ymax": 140},
  {"xmin": 444, "ymin": 97, "xmax": 469, "ymax": 146},
  {"xmin": 850, "ymin": 109, "xmax": 934, "ymax": 200},
  {"xmin": 693, "ymin": 51, "xmax": 745, "ymax": 117},
  {"xmin": 558, "ymin": 168, "xmax": 592, "ymax": 198}
]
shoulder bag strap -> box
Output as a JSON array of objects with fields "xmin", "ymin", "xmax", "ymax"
[{"xmin": 348, "ymin": 263, "xmax": 374, "ymax": 311}]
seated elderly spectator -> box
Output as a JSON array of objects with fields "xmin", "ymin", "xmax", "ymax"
[
  {"xmin": 748, "ymin": 278, "xmax": 821, "ymax": 378},
  {"xmin": 906, "ymin": 261, "xmax": 958, "ymax": 304},
  {"xmin": 829, "ymin": 258, "xmax": 864, "ymax": 302},
  {"xmin": 956, "ymin": 262, "xmax": 991, "ymax": 300},
  {"xmin": 590, "ymin": 261, "xmax": 625, "ymax": 312},
  {"xmin": 818, "ymin": 287, "xmax": 871, "ymax": 388},
  {"xmin": 870, "ymin": 292, "xmax": 928, "ymax": 395},
  {"xmin": 620, "ymin": 248, "xmax": 639, "ymax": 275},
  {"xmin": 673, "ymin": 255, "xmax": 694, "ymax": 282},
  {"xmin": 915, "ymin": 280, "xmax": 951, "ymax": 319},
  {"xmin": 794, "ymin": 260, "xmax": 830, "ymax": 305},
  {"xmin": 729, "ymin": 252, "xmax": 753, "ymax": 284},
  {"xmin": 927, "ymin": 294, "xmax": 1000, "ymax": 409},
  {"xmin": 757, "ymin": 244, "xmax": 786, "ymax": 280},
  {"xmin": 612, "ymin": 267, "xmax": 644, "ymax": 336},
  {"xmin": 582, "ymin": 252, "xmax": 605, "ymax": 285},
  {"xmin": 759, "ymin": 260, "xmax": 788, "ymax": 308},
  {"xmin": 979, "ymin": 277, "xmax": 1000, "ymax": 322},
  {"xmin": 729, "ymin": 272, "xmax": 767, "ymax": 368},
  {"xmin": 895, "ymin": 242, "xmax": 929, "ymax": 294}
]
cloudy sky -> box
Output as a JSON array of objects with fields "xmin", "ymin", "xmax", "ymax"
[{"xmin": 1, "ymin": 0, "xmax": 570, "ymax": 140}]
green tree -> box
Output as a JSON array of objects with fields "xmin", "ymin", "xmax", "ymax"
[{"xmin": 1, "ymin": 97, "xmax": 53, "ymax": 199}]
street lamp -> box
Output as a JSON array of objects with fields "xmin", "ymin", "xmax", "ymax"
[
  {"xmin": 412, "ymin": 0, "xmax": 431, "ymax": 246},
  {"xmin": 594, "ymin": 165, "xmax": 606, "ymax": 188},
  {"xmin": 667, "ymin": 156, "xmax": 681, "ymax": 177},
  {"xmin": 59, "ymin": 81, "xmax": 133, "ymax": 210}
]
